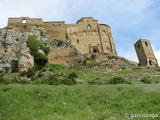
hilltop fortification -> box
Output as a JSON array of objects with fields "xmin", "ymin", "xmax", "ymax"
[{"xmin": 7, "ymin": 17, "xmax": 117, "ymax": 55}]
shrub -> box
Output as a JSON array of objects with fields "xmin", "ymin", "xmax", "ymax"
[
  {"xmin": 108, "ymin": 55, "xmax": 118, "ymax": 59},
  {"xmin": 26, "ymin": 67, "xmax": 38, "ymax": 78},
  {"xmin": 75, "ymin": 58, "xmax": 82, "ymax": 64},
  {"xmin": 41, "ymin": 74, "xmax": 60, "ymax": 85},
  {"xmin": 62, "ymin": 78, "xmax": 77, "ymax": 85},
  {"xmin": 0, "ymin": 74, "xmax": 7, "ymax": 84},
  {"xmin": 82, "ymin": 59, "xmax": 87, "ymax": 66},
  {"xmin": 140, "ymin": 75, "xmax": 152, "ymax": 84},
  {"xmin": 34, "ymin": 52, "xmax": 48, "ymax": 67},
  {"xmin": 40, "ymin": 73, "xmax": 77, "ymax": 85},
  {"xmin": 65, "ymin": 32, "xmax": 69, "ymax": 40},
  {"xmin": 20, "ymin": 71, "xmax": 27, "ymax": 77},
  {"xmin": 87, "ymin": 62, "xmax": 102, "ymax": 68},
  {"xmin": 39, "ymin": 29, "xmax": 45, "ymax": 37},
  {"xmin": 27, "ymin": 35, "xmax": 50, "ymax": 68},
  {"xmin": 68, "ymin": 72, "xmax": 78, "ymax": 79},
  {"xmin": 108, "ymin": 76, "xmax": 129, "ymax": 84}
]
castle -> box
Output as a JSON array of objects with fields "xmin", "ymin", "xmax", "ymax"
[
  {"xmin": 7, "ymin": 17, "xmax": 117, "ymax": 55},
  {"xmin": 6, "ymin": 17, "xmax": 159, "ymax": 68}
]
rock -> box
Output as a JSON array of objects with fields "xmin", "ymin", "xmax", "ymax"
[
  {"xmin": 0, "ymin": 25, "xmax": 81, "ymax": 73},
  {"xmin": 0, "ymin": 29, "xmax": 34, "ymax": 73}
]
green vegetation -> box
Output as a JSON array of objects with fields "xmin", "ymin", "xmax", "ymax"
[
  {"xmin": 1, "ymin": 64, "xmax": 160, "ymax": 119},
  {"xmin": 1, "ymin": 64, "xmax": 160, "ymax": 85},
  {"xmin": 0, "ymin": 84, "xmax": 160, "ymax": 120},
  {"xmin": 87, "ymin": 61, "xmax": 103, "ymax": 68},
  {"xmin": 65, "ymin": 32, "xmax": 69, "ymax": 40},
  {"xmin": 27, "ymin": 35, "xmax": 50, "ymax": 68},
  {"xmin": 39, "ymin": 29, "xmax": 45, "ymax": 37}
]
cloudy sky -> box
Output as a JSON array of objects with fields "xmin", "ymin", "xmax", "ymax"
[{"xmin": 0, "ymin": 0, "xmax": 160, "ymax": 63}]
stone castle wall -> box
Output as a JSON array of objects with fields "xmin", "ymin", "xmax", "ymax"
[{"xmin": 7, "ymin": 17, "xmax": 117, "ymax": 55}]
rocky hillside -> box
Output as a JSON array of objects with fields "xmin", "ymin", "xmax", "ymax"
[
  {"xmin": 72, "ymin": 54, "xmax": 138, "ymax": 72},
  {"xmin": 0, "ymin": 26, "xmax": 79, "ymax": 73},
  {"xmin": 0, "ymin": 25, "xmax": 138, "ymax": 74}
]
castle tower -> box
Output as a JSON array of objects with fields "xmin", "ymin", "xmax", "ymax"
[{"xmin": 134, "ymin": 39, "xmax": 158, "ymax": 67}]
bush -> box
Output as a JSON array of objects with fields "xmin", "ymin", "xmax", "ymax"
[
  {"xmin": 75, "ymin": 58, "xmax": 87, "ymax": 66},
  {"xmin": 40, "ymin": 73, "xmax": 77, "ymax": 85},
  {"xmin": 75, "ymin": 58, "xmax": 82, "ymax": 64},
  {"xmin": 140, "ymin": 75, "xmax": 152, "ymax": 84},
  {"xmin": 34, "ymin": 52, "xmax": 48, "ymax": 67},
  {"xmin": 87, "ymin": 62, "xmax": 102, "ymax": 68},
  {"xmin": 27, "ymin": 35, "xmax": 50, "ymax": 68},
  {"xmin": 41, "ymin": 74, "xmax": 59, "ymax": 85},
  {"xmin": 0, "ymin": 74, "xmax": 7, "ymax": 84},
  {"xmin": 26, "ymin": 67, "xmax": 38, "ymax": 78},
  {"xmin": 62, "ymin": 78, "xmax": 77, "ymax": 85},
  {"xmin": 82, "ymin": 59, "xmax": 87, "ymax": 65},
  {"xmin": 108, "ymin": 76, "xmax": 129, "ymax": 84},
  {"xmin": 69, "ymin": 72, "xmax": 78, "ymax": 79},
  {"xmin": 108, "ymin": 55, "xmax": 118, "ymax": 59},
  {"xmin": 39, "ymin": 29, "xmax": 45, "ymax": 37},
  {"xmin": 65, "ymin": 32, "xmax": 69, "ymax": 40}
]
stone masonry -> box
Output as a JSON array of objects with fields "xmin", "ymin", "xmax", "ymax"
[
  {"xmin": 134, "ymin": 39, "xmax": 158, "ymax": 67},
  {"xmin": 7, "ymin": 17, "xmax": 117, "ymax": 55}
]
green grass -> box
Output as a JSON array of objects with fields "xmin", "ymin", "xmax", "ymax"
[
  {"xmin": 3, "ymin": 72, "xmax": 19, "ymax": 79},
  {"xmin": 0, "ymin": 84, "xmax": 160, "ymax": 120},
  {"xmin": 1, "ymin": 64, "xmax": 160, "ymax": 119},
  {"xmin": 2, "ymin": 64, "xmax": 160, "ymax": 85}
]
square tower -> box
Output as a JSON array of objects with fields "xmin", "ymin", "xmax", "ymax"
[{"xmin": 134, "ymin": 39, "xmax": 158, "ymax": 67}]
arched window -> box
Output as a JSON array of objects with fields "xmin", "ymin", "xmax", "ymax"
[
  {"xmin": 145, "ymin": 42, "xmax": 148, "ymax": 47},
  {"xmin": 149, "ymin": 60, "xmax": 152, "ymax": 66},
  {"xmin": 83, "ymin": 31, "xmax": 86, "ymax": 35},
  {"xmin": 22, "ymin": 19, "xmax": 27, "ymax": 24},
  {"xmin": 77, "ymin": 39, "xmax": 80, "ymax": 43},
  {"xmin": 74, "ymin": 32, "xmax": 76, "ymax": 37},
  {"xmin": 137, "ymin": 44, "xmax": 140, "ymax": 49},
  {"xmin": 87, "ymin": 25, "xmax": 91, "ymax": 30}
]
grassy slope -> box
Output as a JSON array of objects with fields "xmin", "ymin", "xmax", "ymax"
[
  {"xmin": 0, "ymin": 84, "xmax": 160, "ymax": 120},
  {"xmin": 1, "ymin": 64, "xmax": 160, "ymax": 120}
]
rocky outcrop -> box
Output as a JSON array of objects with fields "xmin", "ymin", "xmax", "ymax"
[
  {"xmin": 0, "ymin": 26, "xmax": 78, "ymax": 73},
  {"xmin": 0, "ymin": 29, "xmax": 34, "ymax": 73}
]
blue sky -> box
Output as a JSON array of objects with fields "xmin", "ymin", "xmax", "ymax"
[{"xmin": 0, "ymin": 0, "xmax": 160, "ymax": 63}]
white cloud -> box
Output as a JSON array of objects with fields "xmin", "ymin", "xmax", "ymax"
[
  {"xmin": 118, "ymin": 50, "xmax": 138, "ymax": 62},
  {"xmin": 154, "ymin": 50, "xmax": 160, "ymax": 65}
]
